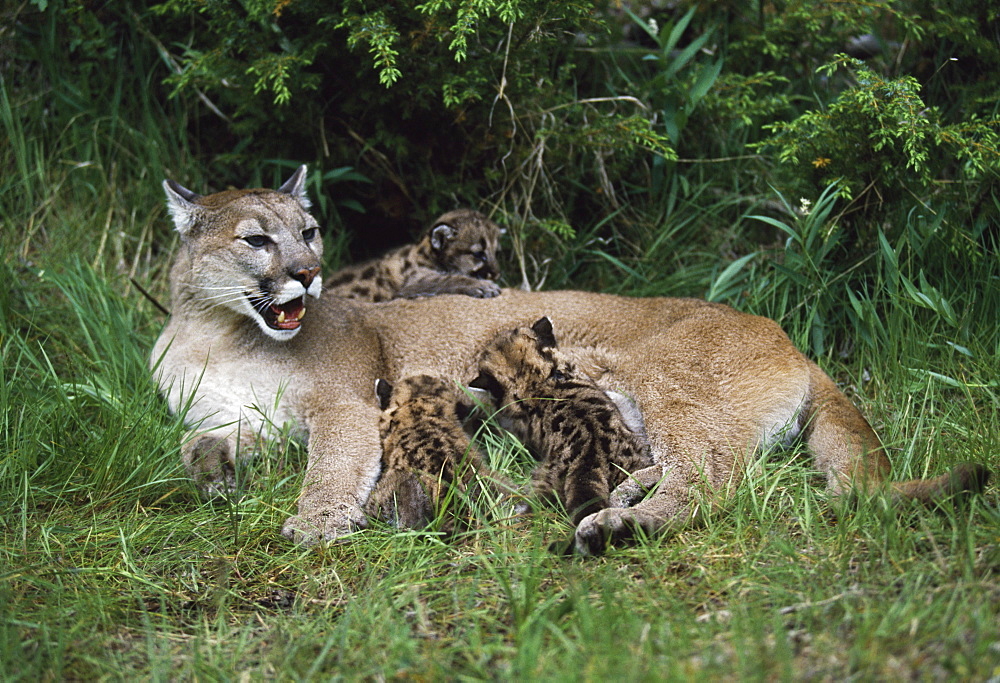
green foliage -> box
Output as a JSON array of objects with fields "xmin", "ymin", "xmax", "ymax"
[
  {"xmin": 335, "ymin": 9, "xmax": 402, "ymax": 87},
  {"xmin": 705, "ymin": 182, "xmax": 1000, "ymax": 360},
  {"xmin": 755, "ymin": 55, "xmax": 1000, "ymax": 224},
  {"xmin": 726, "ymin": 0, "xmax": 923, "ymax": 68},
  {"xmin": 139, "ymin": 0, "xmax": 672, "ymax": 258},
  {"xmin": 626, "ymin": 6, "xmax": 725, "ymax": 146}
]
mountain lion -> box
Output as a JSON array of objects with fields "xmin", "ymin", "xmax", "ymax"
[{"xmin": 152, "ymin": 167, "xmax": 990, "ymax": 555}]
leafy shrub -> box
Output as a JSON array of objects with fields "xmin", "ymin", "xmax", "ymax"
[
  {"xmin": 146, "ymin": 0, "xmax": 669, "ymax": 259},
  {"xmin": 754, "ymin": 56, "xmax": 1000, "ymax": 239}
]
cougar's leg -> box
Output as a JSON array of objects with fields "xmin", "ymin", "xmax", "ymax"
[
  {"xmin": 573, "ymin": 407, "xmax": 748, "ymax": 556},
  {"xmin": 804, "ymin": 363, "xmax": 990, "ymax": 503},
  {"xmin": 282, "ymin": 402, "xmax": 384, "ymax": 544},
  {"xmin": 802, "ymin": 364, "xmax": 890, "ymax": 497}
]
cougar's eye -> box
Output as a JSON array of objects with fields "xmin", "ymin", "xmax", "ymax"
[
  {"xmin": 473, "ymin": 251, "xmax": 488, "ymax": 262},
  {"xmin": 302, "ymin": 227, "xmax": 318, "ymax": 242},
  {"xmin": 243, "ymin": 235, "xmax": 271, "ymax": 248}
]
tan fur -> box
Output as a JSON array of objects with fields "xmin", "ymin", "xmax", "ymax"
[
  {"xmin": 152, "ymin": 169, "xmax": 990, "ymax": 555},
  {"xmin": 324, "ymin": 209, "xmax": 503, "ymax": 301},
  {"xmin": 366, "ymin": 374, "xmax": 511, "ymax": 530},
  {"xmin": 472, "ymin": 318, "xmax": 654, "ymax": 523}
]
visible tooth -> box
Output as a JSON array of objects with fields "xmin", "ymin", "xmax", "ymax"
[
  {"xmin": 277, "ymin": 310, "xmax": 286, "ymax": 324},
  {"xmin": 298, "ymin": 307, "xmax": 306, "ymax": 321}
]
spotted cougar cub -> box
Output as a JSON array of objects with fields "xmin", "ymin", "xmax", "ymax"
[
  {"xmin": 325, "ymin": 209, "xmax": 503, "ymax": 301},
  {"xmin": 470, "ymin": 317, "xmax": 655, "ymax": 524},
  {"xmin": 366, "ymin": 374, "xmax": 511, "ymax": 529}
]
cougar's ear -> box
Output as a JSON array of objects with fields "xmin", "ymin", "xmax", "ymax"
[
  {"xmin": 375, "ymin": 379, "xmax": 394, "ymax": 411},
  {"xmin": 430, "ymin": 224, "xmax": 456, "ymax": 252},
  {"xmin": 278, "ymin": 164, "xmax": 311, "ymax": 210},
  {"xmin": 162, "ymin": 179, "xmax": 202, "ymax": 236},
  {"xmin": 530, "ymin": 316, "xmax": 557, "ymax": 349}
]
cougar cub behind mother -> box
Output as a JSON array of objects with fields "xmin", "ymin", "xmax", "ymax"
[{"xmin": 151, "ymin": 167, "xmax": 989, "ymax": 555}]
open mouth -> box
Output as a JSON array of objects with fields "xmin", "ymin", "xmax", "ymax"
[{"xmin": 249, "ymin": 295, "xmax": 306, "ymax": 330}]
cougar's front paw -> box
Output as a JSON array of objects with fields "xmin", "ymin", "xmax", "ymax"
[
  {"xmin": 281, "ymin": 502, "xmax": 370, "ymax": 545},
  {"xmin": 573, "ymin": 507, "xmax": 656, "ymax": 556},
  {"xmin": 183, "ymin": 435, "xmax": 238, "ymax": 497}
]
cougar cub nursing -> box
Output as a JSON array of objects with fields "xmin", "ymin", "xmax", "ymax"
[
  {"xmin": 470, "ymin": 317, "xmax": 655, "ymax": 523},
  {"xmin": 366, "ymin": 374, "xmax": 512, "ymax": 530},
  {"xmin": 368, "ymin": 319, "xmax": 653, "ymax": 528}
]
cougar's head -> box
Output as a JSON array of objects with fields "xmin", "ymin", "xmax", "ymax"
[{"xmin": 162, "ymin": 166, "xmax": 323, "ymax": 341}]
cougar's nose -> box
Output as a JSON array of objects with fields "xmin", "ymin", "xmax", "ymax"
[{"xmin": 291, "ymin": 266, "xmax": 321, "ymax": 288}]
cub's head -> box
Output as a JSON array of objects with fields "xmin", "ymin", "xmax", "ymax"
[
  {"xmin": 469, "ymin": 317, "xmax": 573, "ymax": 408},
  {"xmin": 426, "ymin": 209, "xmax": 504, "ymax": 281},
  {"xmin": 162, "ymin": 166, "xmax": 323, "ymax": 341}
]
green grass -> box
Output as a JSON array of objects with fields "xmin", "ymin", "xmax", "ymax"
[{"xmin": 2, "ymin": 24, "xmax": 998, "ymax": 681}]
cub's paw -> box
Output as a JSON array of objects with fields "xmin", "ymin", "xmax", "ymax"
[
  {"xmin": 281, "ymin": 502, "xmax": 370, "ymax": 545},
  {"xmin": 183, "ymin": 435, "xmax": 238, "ymax": 497},
  {"xmin": 469, "ymin": 281, "xmax": 501, "ymax": 299}
]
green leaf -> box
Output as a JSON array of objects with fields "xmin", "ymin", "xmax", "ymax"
[{"xmin": 706, "ymin": 252, "xmax": 757, "ymax": 302}]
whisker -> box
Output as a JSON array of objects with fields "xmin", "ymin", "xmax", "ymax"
[
  {"xmin": 189, "ymin": 284, "xmax": 247, "ymax": 293},
  {"xmin": 184, "ymin": 283, "xmax": 283, "ymax": 316},
  {"xmin": 197, "ymin": 292, "xmax": 248, "ymax": 304},
  {"xmin": 250, "ymin": 297, "xmax": 275, "ymax": 314},
  {"xmin": 205, "ymin": 295, "xmax": 241, "ymax": 307}
]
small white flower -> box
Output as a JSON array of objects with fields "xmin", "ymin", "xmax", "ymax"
[
  {"xmin": 648, "ymin": 19, "xmax": 659, "ymax": 35},
  {"xmin": 798, "ymin": 198, "xmax": 812, "ymax": 216}
]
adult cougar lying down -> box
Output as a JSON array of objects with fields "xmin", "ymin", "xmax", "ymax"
[{"xmin": 152, "ymin": 167, "xmax": 990, "ymax": 555}]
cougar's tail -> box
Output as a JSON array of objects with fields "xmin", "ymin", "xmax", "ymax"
[{"xmin": 887, "ymin": 463, "xmax": 991, "ymax": 504}]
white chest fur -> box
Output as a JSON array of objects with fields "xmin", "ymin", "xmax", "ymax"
[{"xmin": 153, "ymin": 332, "xmax": 305, "ymax": 444}]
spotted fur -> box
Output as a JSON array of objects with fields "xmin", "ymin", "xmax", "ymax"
[
  {"xmin": 471, "ymin": 317, "xmax": 654, "ymax": 524},
  {"xmin": 366, "ymin": 374, "xmax": 510, "ymax": 529},
  {"xmin": 325, "ymin": 209, "xmax": 503, "ymax": 302}
]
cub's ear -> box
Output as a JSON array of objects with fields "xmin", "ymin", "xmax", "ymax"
[
  {"xmin": 530, "ymin": 316, "xmax": 557, "ymax": 349},
  {"xmin": 278, "ymin": 164, "xmax": 311, "ymax": 211},
  {"xmin": 464, "ymin": 386, "xmax": 494, "ymax": 408},
  {"xmin": 162, "ymin": 179, "xmax": 202, "ymax": 236},
  {"xmin": 375, "ymin": 378, "xmax": 394, "ymax": 411},
  {"xmin": 430, "ymin": 223, "xmax": 456, "ymax": 252},
  {"xmin": 469, "ymin": 371, "xmax": 504, "ymax": 403}
]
